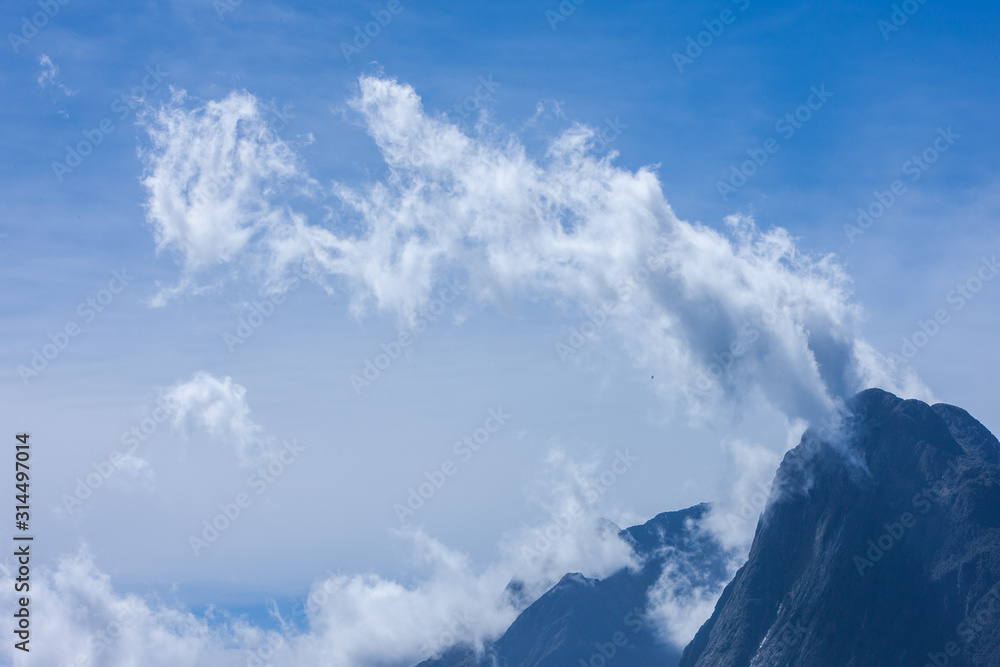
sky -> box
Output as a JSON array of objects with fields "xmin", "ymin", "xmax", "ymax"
[{"xmin": 1, "ymin": 0, "xmax": 999, "ymax": 664}]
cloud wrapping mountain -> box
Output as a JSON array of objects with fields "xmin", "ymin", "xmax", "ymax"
[{"xmin": 83, "ymin": 75, "xmax": 946, "ymax": 666}]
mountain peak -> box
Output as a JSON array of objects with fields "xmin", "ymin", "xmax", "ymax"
[{"xmin": 682, "ymin": 388, "xmax": 1000, "ymax": 666}]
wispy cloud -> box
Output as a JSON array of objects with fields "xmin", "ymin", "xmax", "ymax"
[
  {"xmin": 702, "ymin": 436, "xmax": 789, "ymax": 552},
  {"xmin": 647, "ymin": 558, "xmax": 733, "ymax": 650},
  {"xmin": 37, "ymin": 54, "xmax": 76, "ymax": 96},
  {"xmin": 138, "ymin": 89, "xmax": 314, "ymax": 305},
  {"xmin": 139, "ymin": 75, "xmax": 929, "ymax": 426}
]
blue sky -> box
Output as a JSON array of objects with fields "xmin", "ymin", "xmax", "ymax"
[{"xmin": 1, "ymin": 0, "xmax": 999, "ymax": 664}]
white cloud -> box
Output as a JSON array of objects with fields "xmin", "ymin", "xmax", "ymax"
[
  {"xmin": 164, "ymin": 371, "xmax": 280, "ymax": 467},
  {"xmin": 646, "ymin": 557, "xmax": 733, "ymax": 650},
  {"xmin": 139, "ymin": 89, "xmax": 313, "ymax": 305},
  {"xmin": 139, "ymin": 75, "xmax": 930, "ymax": 427},
  {"xmin": 289, "ymin": 448, "xmax": 639, "ymax": 665},
  {"xmin": 647, "ymin": 424, "xmax": 816, "ymax": 647},
  {"xmin": 37, "ymin": 54, "xmax": 76, "ymax": 96},
  {"xmin": 37, "ymin": 54, "xmax": 57, "ymax": 87},
  {"xmin": 9, "ymin": 449, "xmax": 641, "ymax": 667},
  {"xmin": 1, "ymin": 549, "xmax": 248, "ymax": 667},
  {"xmin": 702, "ymin": 437, "xmax": 788, "ymax": 552},
  {"xmin": 285, "ymin": 529, "xmax": 518, "ymax": 666},
  {"xmin": 107, "ymin": 449, "xmax": 157, "ymax": 492},
  {"xmin": 498, "ymin": 447, "xmax": 641, "ymax": 594}
]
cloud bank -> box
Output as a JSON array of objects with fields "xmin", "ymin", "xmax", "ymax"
[{"xmin": 17, "ymin": 449, "xmax": 661, "ymax": 667}]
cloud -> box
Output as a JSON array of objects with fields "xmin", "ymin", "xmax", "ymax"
[
  {"xmin": 701, "ymin": 437, "xmax": 789, "ymax": 552},
  {"xmin": 107, "ymin": 449, "xmax": 157, "ymax": 492},
  {"xmin": 646, "ymin": 557, "xmax": 733, "ymax": 650},
  {"xmin": 138, "ymin": 89, "xmax": 313, "ymax": 305},
  {"xmin": 289, "ymin": 448, "xmax": 639, "ymax": 665},
  {"xmin": 37, "ymin": 54, "xmax": 76, "ymax": 96},
  {"xmin": 37, "ymin": 54, "xmax": 56, "ymax": 87},
  {"xmin": 0, "ymin": 533, "xmax": 556, "ymax": 666},
  {"xmin": 645, "ymin": 424, "xmax": 821, "ymax": 648},
  {"xmin": 284, "ymin": 529, "xmax": 519, "ymax": 665},
  {"xmin": 138, "ymin": 75, "xmax": 930, "ymax": 426},
  {"xmin": 9, "ymin": 449, "xmax": 641, "ymax": 666},
  {"xmin": 128, "ymin": 80, "xmax": 937, "ymax": 658},
  {"xmin": 0, "ymin": 549, "xmax": 248, "ymax": 667},
  {"xmin": 37, "ymin": 54, "xmax": 67, "ymax": 94},
  {"xmin": 164, "ymin": 371, "xmax": 280, "ymax": 467},
  {"xmin": 498, "ymin": 447, "xmax": 641, "ymax": 595}
]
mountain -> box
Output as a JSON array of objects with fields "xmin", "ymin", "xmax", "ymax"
[
  {"xmin": 416, "ymin": 503, "xmax": 732, "ymax": 667},
  {"xmin": 418, "ymin": 389, "xmax": 1000, "ymax": 667},
  {"xmin": 681, "ymin": 388, "xmax": 1000, "ymax": 667}
]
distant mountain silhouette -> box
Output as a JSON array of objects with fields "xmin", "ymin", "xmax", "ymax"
[{"xmin": 416, "ymin": 504, "xmax": 731, "ymax": 667}]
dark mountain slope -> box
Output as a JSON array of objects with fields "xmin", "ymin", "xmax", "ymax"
[{"xmin": 681, "ymin": 388, "xmax": 1000, "ymax": 667}]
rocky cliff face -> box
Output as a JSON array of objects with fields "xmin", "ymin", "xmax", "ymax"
[{"xmin": 681, "ymin": 389, "xmax": 1000, "ymax": 667}]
